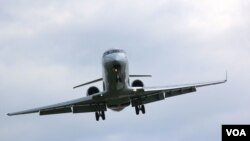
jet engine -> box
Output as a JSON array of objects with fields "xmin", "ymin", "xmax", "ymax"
[
  {"xmin": 132, "ymin": 80, "xmax": 144, "ymax": 87},
  {"xmin": 87, "ymin": 86, "xmax": 100, "ymax": 96}
]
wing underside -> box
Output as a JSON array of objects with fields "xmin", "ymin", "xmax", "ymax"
[
  {"xmin": 131, "ymin": 78, "xmax": 227, "ymax": 106},
  {"xmin": 7, "ymin": 92, "xmax": 106, "ymax": 116},
  {"xmin": 8, "ymin": 76, "xmax": 227, "ymax": 116}
]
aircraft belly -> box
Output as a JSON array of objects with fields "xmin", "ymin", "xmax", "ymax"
[{"xmin": 107, "ymin": 97, "xmax": 130, "ymax": 112}]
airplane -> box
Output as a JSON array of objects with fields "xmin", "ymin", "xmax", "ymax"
[{"xmin": 7, "ymin": 49, "xmax": 227, "ymax": 121}]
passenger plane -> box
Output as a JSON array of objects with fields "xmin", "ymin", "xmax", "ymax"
[{"xmin": 7, "ymin": 49, "xmax": 227, "ymax": 121}]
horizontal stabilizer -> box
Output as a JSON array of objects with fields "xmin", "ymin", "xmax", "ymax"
[
  {"xmin": 73, "ymin": 75, "xmax": 151, "ymax": 89},
  {"xmin": 73, "ymin": 78, "xmax": 103, "ymax": 89},
  {"xmin": 129, "ymin": 75, "xmax": 152, "ymax": 77}
]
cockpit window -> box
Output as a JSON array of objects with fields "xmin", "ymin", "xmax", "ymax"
[{"xmin": 103, "ymin": 49, "xmax": 125, "ymax": 57}]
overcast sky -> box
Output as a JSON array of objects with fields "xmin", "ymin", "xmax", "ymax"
[{"xmin": 0, "ymin": 0, "xmax": 250, "ymax": 141}]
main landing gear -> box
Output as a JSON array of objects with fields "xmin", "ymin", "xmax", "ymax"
[
  {"xmin": 135, "ymin": 104, "xmax": 145, "ymax": 115},
  {"xmin": 95, "ymin": 111, "xmax": 105, "ymax": 121}
]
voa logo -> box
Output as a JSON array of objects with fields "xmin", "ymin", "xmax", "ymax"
[{"xmin": 226, "ymin": 129, "xmax": 246, "ymax": 136}]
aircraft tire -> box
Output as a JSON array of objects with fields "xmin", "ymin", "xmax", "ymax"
[
  {"xmin": 95, "ymin": 112, "xmax": 99, "ymax": 121},
  {"xmin": 135, "ymin": 106, "xmax": 140, "ymax": 115},
  {"xmin": 101, "ymin": 111, "xmax": 105, "ymax": 120},
  {"xmin": 141, "ymin": 105, "xmax": 145, "ymax": 114}
]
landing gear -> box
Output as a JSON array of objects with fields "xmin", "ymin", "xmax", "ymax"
[
  {"xmin": 141, "ymin": 105, "xmax": 145, "ymax": 114},
  {"xmin": 101, "ymin": 111, "xmax": 105, "ymax": 120},
  {"xmin": 95, "ymin": 111, "xmax": 105, "ymax": 121},
  {"xmin": 135, "ymin": 105, "xmax": 139, "ymax": 115},
  {"xmin": 135, "ymin": 105, "xmax": 145, "ymax": 115},
  {"xmin": 95, "ymin": 112, "xmax": 99, "ymax": 121}
]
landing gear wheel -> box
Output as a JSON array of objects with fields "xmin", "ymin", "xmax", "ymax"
[
  {"xmin": 141, "ymin": 105, "xmax": 145, "ymax": 114},
  {"xmin": 95, "ymin": 112, "xmax": 99, "ymax": 121},
  {"xmin": 101, "ymin": 111, "xmax": 105, "ymax": 120},
  {"xmin": 135, "ymin": 106, "xmax": 139, "ymax": 115}
]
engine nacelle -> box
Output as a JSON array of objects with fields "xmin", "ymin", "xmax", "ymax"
[
  {"xmin": 132, "ymin": 80, "xmax": 144, "ymax": 87},
  {"xmin": 87, "ymin": 86, "xmax": 100, "ymax": 96}
]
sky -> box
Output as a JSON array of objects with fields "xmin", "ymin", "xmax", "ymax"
[{"xmin": 0, "ymin": 0, "xmax": 250, "ymax": 141}]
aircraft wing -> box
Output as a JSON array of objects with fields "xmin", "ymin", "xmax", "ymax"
[
  {"xmin": 7, "ymin": 92, "xmax": 106, "ymax": 116},
  {"xmin": 130, "ymin": 78, "xmax": 227, "ymax": 107}
]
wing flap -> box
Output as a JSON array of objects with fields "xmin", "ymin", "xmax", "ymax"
[
  {"xmin": 164, "ymin": 87, "xmax": 196, "ymax": 98},
  {"xmin": 131, "ymin": 92, "xmax": 165, "ymax": 106},
  {"xmin": 7, "ymin": 92, "xmax": 105, "ymax": 116},
  {"xmin": 131, "ymin": 77, "xmax": 226, "ymax": 106},
  {"xmin": 40, "ymin": 107, "xmax": 72, "ymax": 115},
  {"xmin": 39, "ymin": 104, "xmax": 108, "ymax": 115},
  {"xmin": 72, "ymin": 104, "xmax": 107, "ymax": 113}
]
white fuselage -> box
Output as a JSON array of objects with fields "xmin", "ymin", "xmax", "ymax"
[{"xmin": 102, "ymin": 50, "xmax": 131, "ymax": 111}]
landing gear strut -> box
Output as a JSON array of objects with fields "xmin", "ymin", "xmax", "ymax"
[
  {"xmin": 95, "ymin": 111, "xmax": 105, "ymax": 121},
  {"xmin": 135, "ymin": 105, "xmax": 145, "ymax": 115}
]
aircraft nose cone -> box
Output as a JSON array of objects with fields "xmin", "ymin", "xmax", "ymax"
[{"xmin": 113, "ymin": 55, "xmax": 122, "ymax": 62}]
